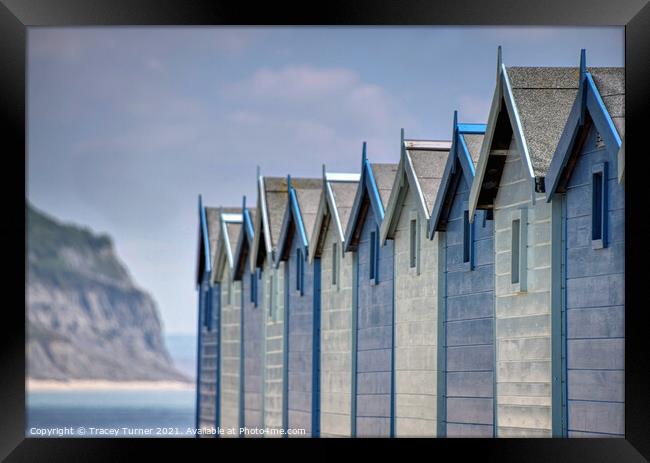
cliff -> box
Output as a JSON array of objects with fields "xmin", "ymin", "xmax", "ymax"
[{"xmin": 26, "ymin": 203, "xmax": 188, "ymax": 382}]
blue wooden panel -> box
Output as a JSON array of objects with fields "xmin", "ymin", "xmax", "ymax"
[
  {"xmin": 353, "ymin": 206, "xmax": 394, "ymax": 437},
  {"xmin": 564, "ymin": 123, "xmax": 625, "ymax": 438},
  {"xmin": 285, "ymin": 233, "xmax": 316, "ymax": 436},
  {"xmin": 242, "ymin": 271, "xmax": 263, "ymax": 432},
  {"xmin": 443, "ymin": 174, "xmax": 495, "ymax": 437}
]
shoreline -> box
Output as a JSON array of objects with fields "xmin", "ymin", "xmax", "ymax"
[{"xmin": 27, "ymin": 379, "xmax": 194, "ymax": 392}]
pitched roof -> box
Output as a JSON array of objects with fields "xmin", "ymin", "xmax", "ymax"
[
  {"xmin": 544, "ymin": 61, "xmax": 625, "ymax": 200},
  {"xmin": 233, "ymin": 205, "xmax": 256, "ymax": 279},
  {"xmin": 275, "ymin": 177, "xmax": 321, "ymax": 264},
  {"xmin": 380, "ymin": 139, "xmax": 451, "ymax": 243},
  {"xmin": 344, "ymin": 157, "xmax": 398, "ymax": 252},
  {"xmin": 291, "ymin": 178, "xmax": 322, "ymax": 241},
  {"xmin": 406, "ymin": 142, "xmax": 451, "ymax": 213},
  {"xmin": 589, "ymin": 67, "xmax": 624, "ymax": 138},
  {"xmin": 263, "ymin": 177, "xmax": 290, "ymax": 249},
  {"xmin": 329, "ymin": 180, "xmax": 359, "ymax": 233},
  {"xmin": 429, "ymin": 119, "xmax": 487, "ymax": 236},
  {"xmin": 505, "ymin": 66, "xmax": 580, "ymax": 177},
  {"xmin": 370, "ymin": 163, "xmax": 399, "ymax": 208},
  {"xmin": 308, "ymin": 172, "xmax": 360, "ymax": 263}
]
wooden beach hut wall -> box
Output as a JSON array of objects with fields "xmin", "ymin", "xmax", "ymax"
[
  {"xmin": 194, "ymin": 197, "xmax": 223, "ymax": 435},
  {"xmin": 213, "ymin": 208, "xmax": 243, "ymax": 437},
  {"xmin": 344, "ymin": 144, "xmax": 398, "ymax": 437},
  {"xmin": 544, "ymin": 51, "xmax": 625, "ymax": 438},
  {"xmin": 309, "ymin": 168, "xmax": 360, "ymax": 437},
  {"xmin": 233, "ymin": 198, "xmax": 262, "ymax": 434},
  {"xmin": 468, "ymin": 47, "xmax": 579, "ymax": 437},
  {"xmin": 250, "ymin": 175, "xmax": 289, "ymax": 436},
  {"xmin": 429, "ymin": 115, "xmax": 494, "ymax": 437},
  {"xmin": 275, "ymin": 176, "xmax": 323, "ymax": 437},
  {"xmin": 379, "ymin": 132, "xmax": 451, "ymax": 437}
]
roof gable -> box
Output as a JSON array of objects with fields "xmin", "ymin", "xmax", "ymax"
[
  {"xmin": 344, "ymin": 142, "xmax": 398, "ymax": 252},
  {"xmin": 429, "ymin": 113, "xmax": 487, "ymax": 237},
  {"xmin": 309, "ymin": 168, "xmax": 360, "ymax": 264},
  {"xmin": 275, "ymin": 176, "xmax": 322, "ymax": 266},
  {"xmin": 545, "ymin": 51, "xmax": 624, "ymax": 199},
  {"xmin": 195, "ymin": 195, "xmax": 212, "ymax": 285},
  {"xmin": 380, "ymin": 130, "xmax": 451, "ymax": 243},
  {"xmin": 250, "ymin": 174, "xmax": 289, "ymax": 270},
  {"xmin": 469, "ymin": 47, "xmax": 579, "ymax": 220}
]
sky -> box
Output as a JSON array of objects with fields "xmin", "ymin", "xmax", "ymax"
[{"xmin": 27, "ymin": 26, "xmax": 623, "ymax": 335}]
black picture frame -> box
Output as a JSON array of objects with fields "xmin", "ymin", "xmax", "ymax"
[{"xmin": 2, "ymin": 0, "xmax": 649, "ymax": 460}]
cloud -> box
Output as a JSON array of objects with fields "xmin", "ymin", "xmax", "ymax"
[{"xmin": 223, "ymin": 65, "xmax": 415, "ymax": 148}]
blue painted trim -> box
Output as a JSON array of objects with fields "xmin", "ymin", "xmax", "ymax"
[
  {"xmin": 365, "ymin": 160, "xmax": 385, "ymax": 224},
  {"xmin": 199, "ymin": 200, "xmax": 212, "ymax": 274},
  {"xmin": 545, "ymin": 71, "xmax": 622, "ymax": 201},
  {"xmin": 239, "ymin": 275, "xmax": 245, "ymax": 435},
  {"xmin": 290, "ymin": 188, "xmax": 309, "ymax": 252},
  {"xmin": 436, "ymin": 233, "xmax": 447, "ymax": 437},
  {"xmin": 214, "ymin": 282, "xmax": 221, "ymax": 437},
  {"xmin": 281, "ymin": 260, "xmax": 290, "ymax": 436},
  {"xmin": 311, "ymin": 258, "xmax": 321, "ymax": 437},
  {"xmin": 195, "ymin": 279, "xmax": 204, "ymax": 434},
  {"xmin": 343, "ymin": 146, "xmax": 388, "ymax": 251},
  {"xmin": 429, "ymin": 121, "xmax": 486, "ymax": 236},
  {"xmin": 457, "ymin": 123, "xmax": 487, "ymax": 134},
  {"xmin": 585, "ymin": 73, "xmax": 622, "ymax": 151},
  {"xmin": 350, "ymin": 251, "xmax": 359, "ymax": 437},
  {"xmin": 390, "ymin": 243, "xmax": 396, "ymax": 438}
]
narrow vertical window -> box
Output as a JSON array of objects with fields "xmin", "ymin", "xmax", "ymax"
[
  {"xmin": 511, "ymin": 219, "xmax": 520, "ymax": 284},
  {"xmin": 369, "ymin": 231, "xmax": 376, "ymax": 280},
  {"xmin": 409, "ymin": 219, "xmax": 417, "ymax": 268},
  {"xmin": 591, "ymin": 163, "xmax": 608, "ymax": 249},
  {"xmin": 250, "ymin": 272, "xmax": 255, "ymax": 305},
  {"xmin": 463, "ymin": 211, "xmax": 471, "ymax": 264},
  {"xmin": 332, "ymin": 242, "xmax": 338, "ymax": 286},
  {"xmin": 296, "ymin": 248, "xmax": 302, "ymax": 292}
]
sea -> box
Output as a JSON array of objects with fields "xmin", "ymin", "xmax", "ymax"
[{"xmin": 26, "ymin": 334, "xmax": 199, "ymax": 438}]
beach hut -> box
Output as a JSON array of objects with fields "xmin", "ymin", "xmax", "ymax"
[
  {"xmin": 429, "ymin": 115, "xmax": 494, "ymax": 437},
  {"xmin": 379, "ymin": 132, "xmax": 451, "ymax": 437},
  {"xmin": 468, "ymin": 47, "xmax": 580, "ymax": 437},
  {"xmin": 194, "ymin": 197, "xmax": 223, "ymax": 435},
  {"xmin": 212, "ymin": 207, "xmax": 243, "ymax": 437},
  {"xmin": 309, "ymin": 167, "xmax": 360, "ymax": 437},
  {"xmin": 232, "ymin": 197, "xmax": 262, "ymax": 435},
  {"xmin": 544, "ymin": 51, "xmax": 625, "ymax": 437},
  {"xmin": 250, "ymin": 174, "xmax": 290, "ymax": 437},
  {"xmin": 274, "ymin": 176, "xmax": 322, "ymax": 437},
  {"xmin": 344, "ymin": 143, "xmax": 398, "ymax": 437}
]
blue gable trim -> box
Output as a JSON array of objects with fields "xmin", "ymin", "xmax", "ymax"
[
  {"xmin": 344, "ymin": 144, "xmax": 386, "ymax": 252},
  {"xmin": 545, "ymin": 56, "xmax": 623, "ymax": 201},
  {"xmin": 198, "ymin": 195, "xmax": 211, "ymax": 278},
  {"xmin": 275, "ymin": 176, "xmax": 310, "ymax": 266},
  {"xmin": 429, "ymin": 115, "xmax": 486, "ymax": 238}
]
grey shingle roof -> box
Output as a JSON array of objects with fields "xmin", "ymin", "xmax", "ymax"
[
  {"xmin": 204, "ymin": 207, "xmax": 221, "ymax": 258},
  {"xmin": 291, "ymin": 178, "xmax": 322, "ymax": 241},
  {"xmin": 589, "ymin": 67, "xmax": 624, "ymax": 138},
  {"xmin": 370, "ymin": 163, "xmax": 399, "ymax": 209},
  {"xmin": 226, "ymin": 221, "xmax": 242, "ymax": 258},
  {"xmin": 263, "ymin": 177, "xmax": 289, "ymax": 249},
  {"xmin": 463, "ymin": 133, "xmax": 485, "ymax": 167},
  {"xmin": 506, "ymin": 66, "xmax": 580, "ymax": 177},
  {"xmin": 330, "ymin": 180, "xmax": 359, "ymax": 232},
  {"xmin": 407, "ymin": 147, "xmax": 450, "ymax": 213}
]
